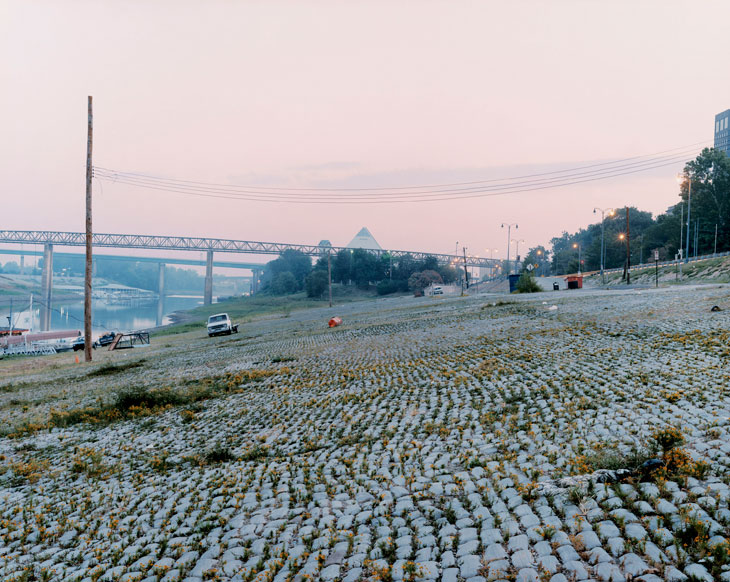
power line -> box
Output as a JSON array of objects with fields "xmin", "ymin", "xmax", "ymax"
[
  {"xmin": 95, "ymin": 139, "xmax": 710, "ymax": 193},
  {"xmin": 95, "ymin": 154, "xmax": 697, "ymax": 204},
  {"xmin": 32, "ymin": 298, "xmax": 115, "ymax": 332},
  {"xmin": 95, "ymin": 149, "xmax": 699, "ymax": 200}
]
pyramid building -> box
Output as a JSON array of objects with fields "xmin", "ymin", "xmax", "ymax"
[{"xmin": 346, "ymin": 227, "xmax": 382, "ymax": 250}]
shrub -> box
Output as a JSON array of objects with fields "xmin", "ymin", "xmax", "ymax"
[
  {"xmin": 376, "ymin": 280, "xmax": 400, "ymax": 296},
  {"xmin": 205, "ymin": 444, "xmax": 235, "ymax": 464},
  {"xmin": 305, "ymin": 270, "xmax": 329, "ymax": 298},
  {"xmin": 114, "ymin": 386, "xmax": 186, "ymax": 412},
  {"xmin": 515, "ymin": 271, "xmax": 541, "ymax": 293},
  {"xmin": 652, "ymin": 426, "xmax": 685, "ymax": 454},
  {"xmin": 408, "ymin": 270, "xmax": 442, "ymax": 295},
  {"xmin": 87, "ymin": 359, "xmax": 146, "ymax": 377}
]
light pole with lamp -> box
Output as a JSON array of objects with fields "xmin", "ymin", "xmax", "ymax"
[
  {"xmin": 487, "ymin": 248, "xmax": 499, "ymax": 279},
  {"xmin": 593, "ymin": 207, "xmax": 614, "ymax": 283},
  {"xmin": 501, "ymin": 223, "xmax": 518, "ymax": 274},
  {"xmin": 511, "ymin": 238, "xmax": 525, "ymax": 272},
  {"xmin": 677, "ymin": 173, "xmax": 692, "ymax": 264},
  {"xmin": 572, "ymin": 242, "xmax": 582, "ymax": 274}
]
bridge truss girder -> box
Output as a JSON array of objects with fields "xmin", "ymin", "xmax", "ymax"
[{"xmin": 0, "ymin": 230, "xmax": 499, "ymax": 268}]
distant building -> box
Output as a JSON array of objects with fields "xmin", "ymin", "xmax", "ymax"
[
  {"xmin": 346, "ymin": 227, "xmax": 382, "ymax": 250},
  {"xmin": 715, "ymin": 109, "xmax": 730, "ymax": 154},
  {"xmin": 317, "ymin": 240, "xmax": 333, "ymax": 256}
]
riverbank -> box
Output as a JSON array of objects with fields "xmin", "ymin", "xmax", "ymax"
[{"xmin": 2, "ymin": 284, "xmax": 730, "ymax": 580}]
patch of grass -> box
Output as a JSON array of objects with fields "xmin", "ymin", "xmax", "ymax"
[
  {"xmin": 0, "ymin": 379, "xmax": 40, "ymax": 393},
  {"xmin": 153, "ymin": 287, "xmax": 377, "ymax": 336},
  {"xmin": 205, "ymin": 444, "xmax": 235, "ymax": 464},
  {"xmin": 8, "ymin": 458, "xmax": 50, "ymax": 484},
  {"xmin": 40, "ymin": 367, "xmax": 287, "ymax": 433},
  {"xmin": 581, "ymin": 446, "xmax": 655, "ymax": 472},
  {"xmin": 86, "ymin": 359, "xmax": 146, "ymax": 377},
  {"xmin": 240, "ymin": 444, "xmax": 269, "ymax": 462},
  {"xmin": 70, "ymin": 447, "xmax": 109, "ymax": 478}
]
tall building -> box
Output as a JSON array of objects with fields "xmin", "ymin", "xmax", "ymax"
[{"xmin": 715, "ymin": 109, "xmax": 730, "ymax": 154}]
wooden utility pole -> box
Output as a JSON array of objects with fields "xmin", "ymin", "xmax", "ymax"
[
  {"xmin": 327, "ymin": 251, "xmax": 332, "ymax": 308},
  {"xmin": 84, "ymin": 96, "xmax": 93, "ymax": 362},
  {"xmin": 462, "ymin": 247, "xmax": 469, "ymax": 289},
  {"xmin": 625, "ymin": 206, "xmax": 631, "ymax": 285}
]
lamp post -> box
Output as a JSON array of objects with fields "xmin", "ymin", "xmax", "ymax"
[
  {"xmin": 511, "ymin": 238, "xmax": 525, "ymax": 272},
  {"xmin": 593, "ymin": 207, "xmax": 614, "ymax": 283},
  {"xmin": 677, "ymin": 173, "xmax": 692, "ymax": 264},
  {"xmin": 572, "ymin": 242, "xmax": 582, "ymax": 274},
  {"xmin": 619, "ymin": 231, "xmax": 630, "ymax": 284},
  {"xmin": 486, "ymin": 248, "xmax": 499, "ymax": 279},
  {"xmin": 501, "ymin": 223, "xmax": 518, "ymax": 274}
]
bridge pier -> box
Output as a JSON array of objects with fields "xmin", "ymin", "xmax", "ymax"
[
  {"xmin": 158, "ymin": 262, "xmax": 166, "ymax": 296},
  {"xmin": 204, "ymin": 251, "xmax": 213, "ymax": 305},
  {"xmin": 251, "ymin": 268, "xmax": 261, "ymax": 295},
  {"xmin": 156, "ymin": 263, "xmax": 166, "ymax": 326},
  {"xmin": 40, "ymin": 243, "xmax": 53, "ymax": 331}
]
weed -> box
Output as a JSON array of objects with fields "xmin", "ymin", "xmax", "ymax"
[
  {"xmin": 86, "ymin": 359, "xmax": 146, "ymax": 377},
  {"xmin": 204, "ymin": 444, "xmax": 235, "ymax": 464}
]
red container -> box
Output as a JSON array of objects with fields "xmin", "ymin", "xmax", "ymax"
[
  {"xmin": 328, "ymin": 316, "xmax": 343, "ymax": 328},
  {"xmin": 565, "ymin": 275, "xmax": 583, "ymax": 289}
]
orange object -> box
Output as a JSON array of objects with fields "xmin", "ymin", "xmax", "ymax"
[
  {"xmin": 564, "ymin": 275, "xmax": 583, "ymax": 289},
  {"xmin": 328, "ymin": 316, "xmax": 343, "ymax": 328},
  {"xmin": 75, "ymin": 355, "xmax": 80, "ymax": 364}
]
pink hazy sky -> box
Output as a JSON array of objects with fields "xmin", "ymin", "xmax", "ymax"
[{"xmin": 2, "ymin": 0, "xmax": 728, "ymax": 263}]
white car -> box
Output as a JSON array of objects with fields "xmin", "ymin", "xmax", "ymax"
[{"xmin": 207, "ymin": 313, "xmax": 239, "ymax": 337}]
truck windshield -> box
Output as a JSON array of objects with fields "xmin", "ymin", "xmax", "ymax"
[{"xmin": 209, "ymin": 315, "xmax": 227, "ymax": 323}]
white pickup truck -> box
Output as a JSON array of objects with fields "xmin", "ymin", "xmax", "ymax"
[{"xmin": 206, "ymin": 313, "xmax": 239, "ymax": 337}]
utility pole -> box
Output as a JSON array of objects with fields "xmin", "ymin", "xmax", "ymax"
[
  {"xmin": 501, "ymin": 223, "xmax": 518, "ymax": 274},
  {"xmin": 684, "ymin": 176, "xmax": 692, "ymax": 264},
  {"xmin": 462, "ymin": 247, "xmax": 469, "ymax": 289},
  {"xmin": 679, "ymin": 203, "xmax": 684, "ymax": 279},
  {"xmin": 84, "ymin": 96, "xmax": 93, "ymax": 363},
  {"xmin": 327, "ymin": 250, "xmax": 332, "ymax": 308},
  {"xmin": 625, "ymin": 206, "xmax": 631, "ymax": 285}
]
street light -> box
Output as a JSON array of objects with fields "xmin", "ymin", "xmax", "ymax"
[
  {"xmin": 572, "ymin": 242, "xmax": 582, "ymax": 274},
  {"xmin": 677, "ymin": 173, "xmax": 692, "ymax": 264},
  {"xmin": 593, "ymin": 207, "xmax": 615, "ymax": 283},
  {"xmin": 511, "ymin": 238, "xmax": 525, "ymax": 271},
  {"xmin": 536, "ymin": 249, "xmax": 545, "ymax": 276},
  {"xmin": 501, "ymin": 223, "xmax": 518, "ymax": 274}
]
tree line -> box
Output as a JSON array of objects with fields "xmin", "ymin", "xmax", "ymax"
[
  {"xmin": 261, "ymin": 248, "xmax": 462, "ymax": 297},
  {"xmin": 523, "ymin": 148, "xmax": 730, "ymax": 275}
]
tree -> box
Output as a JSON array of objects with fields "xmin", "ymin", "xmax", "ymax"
[
  {"xmin": 305, "ymin": 270, "xmax": 329, "ymax": 298},
  {"xmin": 263, "ymin": 250, "xmax": 312, "ymax": 291},
  {"xmin": 515, "ymin": 271, "xmax": 541, "ymax": 293},
  {"xmin": 680, "ymin": 148, "xmax": 730, "ymax": 255},
  {"xmin": 407, "ymin": 270, "xmax": 442, "ymax": 295},
  {"xmin": 271, "ymin": 271, "xmax": 297, "ymax": 295},
  {"xmin": 2, "ymin": 261, "xmax": 20, "ymax": 274},
  {"xmin": 351, "ymin": 248, "xmax": 381, "ymax": 288},
  {"xmin": 436, "ymin": 264, "xmax": 459, "ymax": 284},
  {"xmin": 522, "ymin": 246, "xmax": 550, "ymax": 276}
]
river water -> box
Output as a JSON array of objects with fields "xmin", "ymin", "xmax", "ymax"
[{"xmin": 1, "ymin": 295, "xmax": 206, "ymax": 334}]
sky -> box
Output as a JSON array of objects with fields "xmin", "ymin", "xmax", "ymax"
[{"xmin": 2, "ymin": 0, "xmax": 729, "ymax": 268}]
